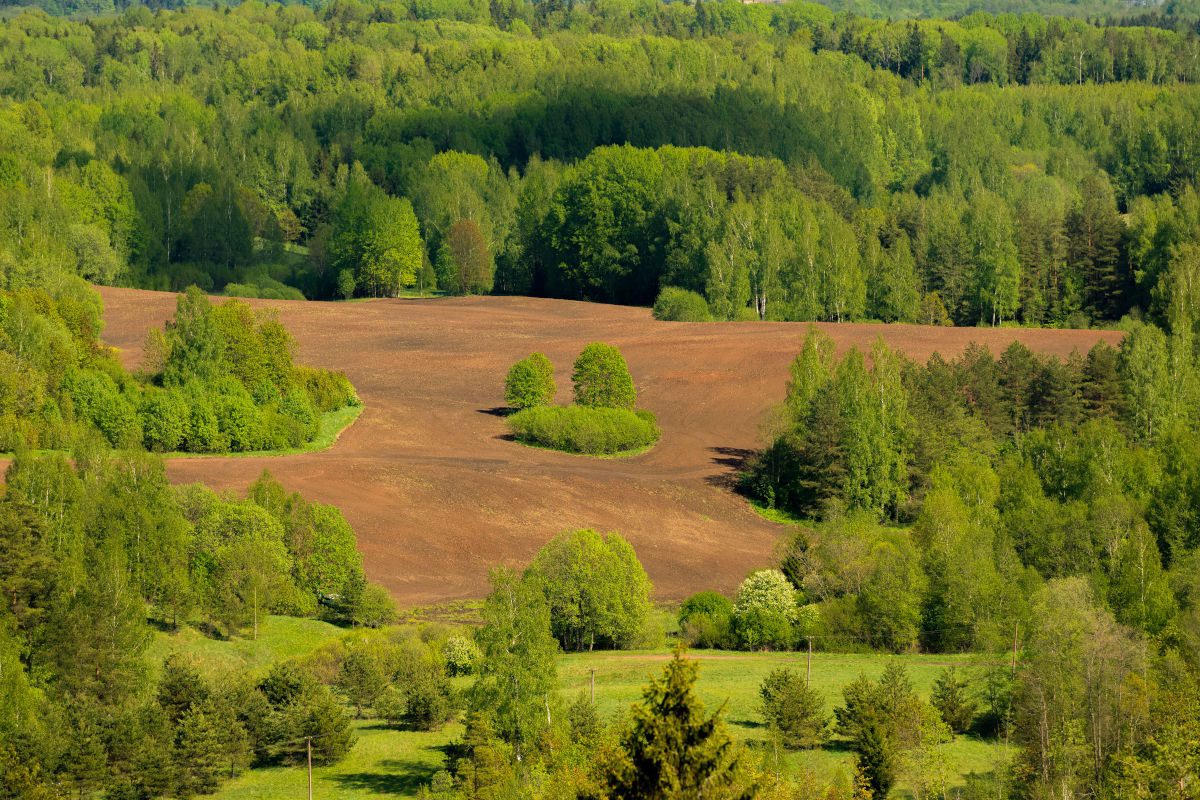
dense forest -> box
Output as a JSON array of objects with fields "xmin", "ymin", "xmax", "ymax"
[
  {"xmin": 3, "ymin": 0, "xmax": 1200, "ymax": 798},
  {"xmin": 1, "ymin": 0, "xmax": 1200, "ymax": 326}
]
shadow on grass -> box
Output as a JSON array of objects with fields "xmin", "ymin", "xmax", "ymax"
[{"xmin": 328, "ymin": 757, "xmax": 441, "ymax": 796}]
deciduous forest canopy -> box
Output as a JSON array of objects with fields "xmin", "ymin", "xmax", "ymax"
[
  {"xmin": 2, "ymin": 0, "xmax": 1200, "ymax": 327},
  {"xmin": 4, "ymin": 0, "xmax": 1200, "ymax": 798}
]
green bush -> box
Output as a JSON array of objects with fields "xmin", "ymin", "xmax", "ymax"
[
  {"xmin": 214, "ymin": 391, "xmax": 261, "ymax": 452},
  {"xmin": 139, "ymin": 388, "xmax": 188, "ymax": 452},
  {"xmin": 678, "ymin": 591, "xmax": 734, "ymax": 649},
  {"xmin": 280, "ymin": 387, "xmax": 319, "ymax": 444},
  {"xmin": 66, "ymin": 369, "xmax": 141, "ymax": 447},
  {"xmin": 504, "ymin": 352, "xmax": 556, "ymax": 409},
  {"xmin": 295, "ymin": 366, "xmax": 359, "ymax": 412},
  {"xmin": 652, "ymin": 287, "xmax": 710, "ymax": 321},
  {"xmin": 183, "ymin": 392, "xmax": 224, "ymax": 452},
  {"xmin": 506, "ymin": 405, "xmax": 660, "ymax": 455},
  {"xmin": 572, "ymin": 342, "xmax": 636, "ymax": 409}
]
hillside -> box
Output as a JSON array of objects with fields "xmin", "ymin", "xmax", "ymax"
[{"xmin": 87, "ymin": 287, "xmax": 1123, "ymax": 605}]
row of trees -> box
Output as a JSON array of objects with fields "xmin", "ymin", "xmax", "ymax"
[{"xmin": 3, "ymin": 3, "xmax": 1200, "ymax": 324}]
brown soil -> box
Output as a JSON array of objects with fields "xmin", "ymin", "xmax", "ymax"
[{"xmin": 76, "ymin": 288, "xmax": 1124, "ymax": 606}]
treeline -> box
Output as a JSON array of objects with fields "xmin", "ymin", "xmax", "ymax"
[
  {"xmin": 740, "ymin": 325, "xmax": 1200, "ymax": 643},
  {"xmin": 1, "ymin": 282, "xmax": 356, "ymax": 452},
  {"xmin": 719, "ymin": 326, "xmax": 1200, "ymax": 795},
  {"xmin": 2, "ymin": 1, "xmax": 1200, "ymax": 326}
]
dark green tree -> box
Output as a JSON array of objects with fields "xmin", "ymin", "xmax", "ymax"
[
  {"xmin": 594, "ymin": 648, "xmax": 754, "ymax": 800},
  {"xmin": 759, "ymin": 667, "xmax": 829, "ymax": 749},
  {"xmin": 930, "ymin": 667, "xmax": 977, "ymax": 735}
]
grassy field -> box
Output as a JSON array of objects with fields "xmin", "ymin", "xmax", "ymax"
[
  {"xmin": 147, "ymin": 615, "xmax": 347, "ymax": 679},
  {"xmin": 175, "ymin": 618, "xmax": 1007, "ymax": 799}
]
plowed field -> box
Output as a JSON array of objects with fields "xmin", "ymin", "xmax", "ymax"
[{"xmin": 89, "ymin": 287, "xmax": 1123, "ymax": 605}]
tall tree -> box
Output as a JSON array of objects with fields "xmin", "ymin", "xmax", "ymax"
[{"xmin": 470, "ymin": 567, "xmax": 559, "ymax": 763}]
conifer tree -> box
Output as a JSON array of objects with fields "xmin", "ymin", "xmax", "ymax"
[{"xmin": 594, "ymin": 647, "xmax": 754, "ymax": 800}]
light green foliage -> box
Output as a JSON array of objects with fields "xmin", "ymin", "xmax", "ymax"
[
  {"xmin": 503, "ymin": 352, "xmax": 556, "ymax": 409},
  {"xmin": 652, "ymin": 286, "xmax": 710, "ymax": 321},
  {"xmin": 572, "ymin": 343, "xmax": 636, "ymax": 410},
  {"xmin": 506, "ymin": 405, "xmax": 660, "ymax": 455},
  {"xmin": 329, "ymin": 182, "xmax": 423, "ymax": 298},
  {"xmin": 470, "ymin": 567, "xmax": 559, "ymax": 762},
  {"xmin": 442, "ymin": 635, "xmax": 481, "ymax": 677},
  {"xmin": 1017, "ymin": 578, "xmax": 1141, "ymax": 798},
  {"xmin": 525, "ymin": 528, "xmax": 652, "ymax": 651},
  {"xmin": 337, "ymin": 269, "xmax": 357, "ymax": 300},
  {"xmin": 733, "ymin": 569, "xmax": 798, "ymax": 650}
]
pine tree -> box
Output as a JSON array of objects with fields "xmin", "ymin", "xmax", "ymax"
[
  {"xmin": 336, "ymin": 648, "xmax": 387, "ymax": 719},
  {"xmin": 595, "ymin": 647, "xmax": 754, "ymax": 800},
  {"xmin": 930, "ymin": 667, "xmax": 977, "ymax": 735}
]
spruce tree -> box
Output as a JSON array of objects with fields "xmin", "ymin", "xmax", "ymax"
[{"xmin": 595, "ymin": 648, "xmax": 754, "ymax": 800}]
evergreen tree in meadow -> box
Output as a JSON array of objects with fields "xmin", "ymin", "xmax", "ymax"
[{"xmin": 593, "ymin": 648, "xmax": 754, "ymax": 800}]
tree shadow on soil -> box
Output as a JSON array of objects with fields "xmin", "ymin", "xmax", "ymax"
[
  {"xmin": 704, "ymin": 446, "xmax": 757, "ymax": 490},
  {"xmin": 477, "ymin": 406, "xmax": 513, "ymax": 417}
]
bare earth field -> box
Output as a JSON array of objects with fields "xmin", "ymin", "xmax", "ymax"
[{"xmin": 88, "ymin": 287, "xmax": 1123, "ymax": 606}]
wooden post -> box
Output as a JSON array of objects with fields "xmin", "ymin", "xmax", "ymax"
[
  {"xmin": 806, "ymin": 636, "xmax": 812, "ymax": 687},
  {"xmin": 590, "ymin": 668, "xmax": 596, "ymax": 704},
  {"xmin": 306, "ymin": 737, "xmax": 313, "ymax": 800}
]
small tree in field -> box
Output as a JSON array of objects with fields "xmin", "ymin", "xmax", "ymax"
[
  {"xmin": 572, "ymin": 343, "xmax": 635, "ymax": 410},
  {"xmin": 504, "ymin": 353, "xmax": 556, "ymax": 409},
  {"xmin": 759, "ymin": 667, "xmax": 829, "ymax": 749},
  {"xmin": 930, "ymin": 666, "xmax": 976, "ymax": 735}
]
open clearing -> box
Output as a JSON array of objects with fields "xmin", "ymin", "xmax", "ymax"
[
  {"xmin": 190, "ymin": 617, "xmax": 1004, "ymax": 800},
  {"xmin": 85, "ymin": 287, "xmax": 1122, "ymax": 606}
]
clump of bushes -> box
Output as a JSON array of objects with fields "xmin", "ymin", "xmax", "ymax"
[
  {"xmin": 507, "ymin": 405, "xmax": 660, "ymax": 455},
  {"xmin": 652, "ymin": 286, "xmax": 710, "ymax": 321},
  {"xmin": 501, "ymin": 342, "xmax": 659, "ymax": 456}
]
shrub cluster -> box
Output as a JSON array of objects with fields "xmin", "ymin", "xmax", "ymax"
[
  {"xmin": 507, "ymin": 405, "xmax": 660, "ymax": 455},
  {"xmin": 652, "ymin": 287, "xmax": 711, "ymax": 322},
  {"xmin": 0, "ymin": 285, "xmax": 358, "ymax": 454},
  {"xmin": 501, "ymin": 343, "xmax": 657, "ymax": 455}
]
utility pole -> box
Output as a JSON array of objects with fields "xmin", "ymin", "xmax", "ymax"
[
  {"xmin": 590, "ymin": 668, "xmax": 596, "ymax": 704},
  {"xmin": 1011, "ymin": 621, "xmax": 1019, "ymax": 679},
  {"xmin": 306, "ymin": 737, "xmax": 313, "ymax": 800},
  {"xmin": 806, "ymin": 636, "xmax": 812, "ymax": 687}
]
